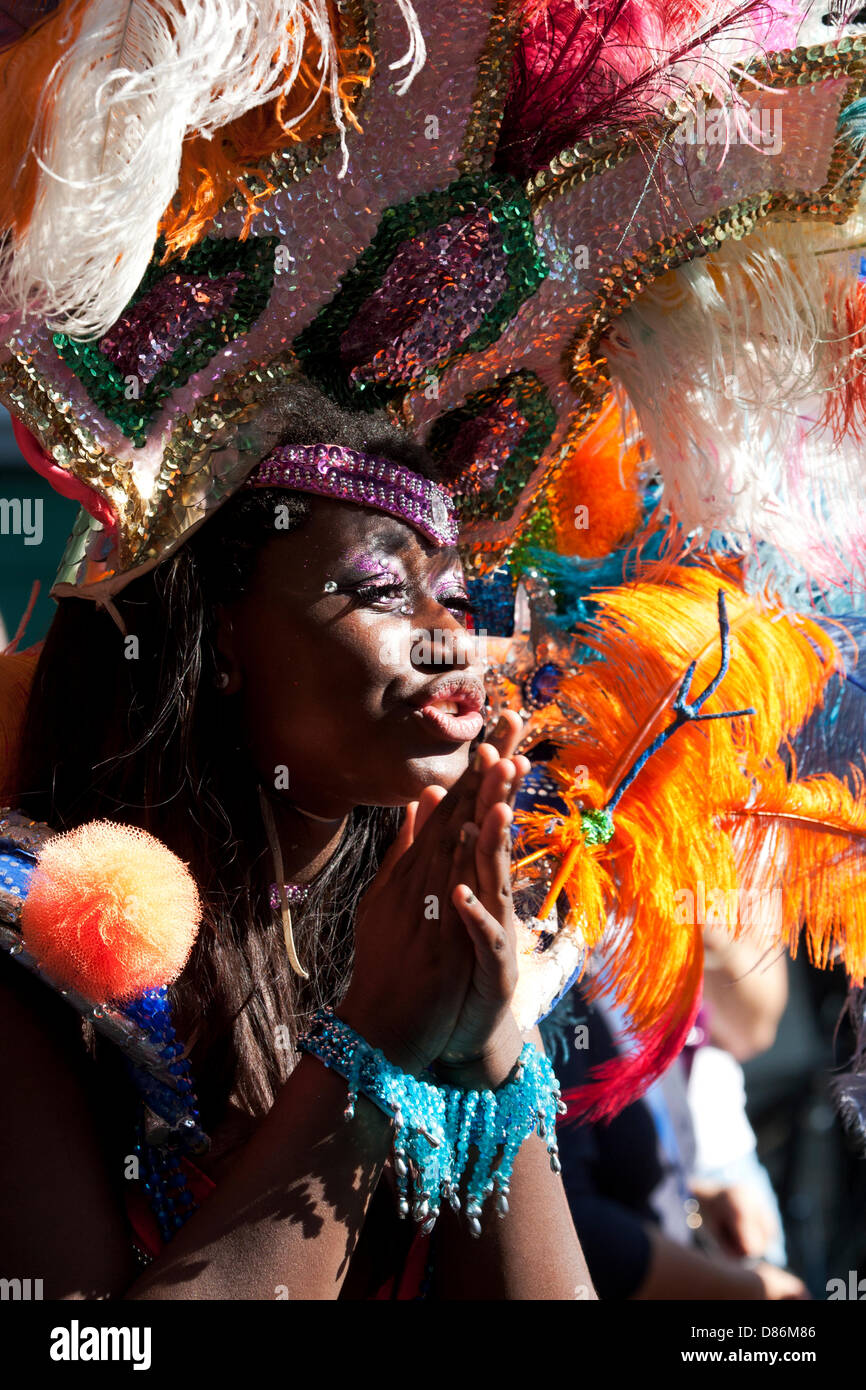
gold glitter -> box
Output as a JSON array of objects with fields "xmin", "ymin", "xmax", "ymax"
[
  {"xmin": 132, "ymin": 352, "xmax": 305, "ymax": 570},
  {"xmin": 0, "ymin": 347, "xmax": 306, "ymax": 588},
  {"xmin": 458, "ymin": 0, "xmax": 525, "ymax": 176},
  {"xmin": 0, "ymin": 352, "xmax": 141, "ymax": 575}
]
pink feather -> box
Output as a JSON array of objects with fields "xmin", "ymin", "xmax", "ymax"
[{"xmin": 496, "ymin": 0, "xmax": 791, "ymax": 177}]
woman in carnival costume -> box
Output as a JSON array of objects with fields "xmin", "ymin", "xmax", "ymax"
[{"xmin": 3, "ymin": 0, "xmax": 866, "ymax": 1300}]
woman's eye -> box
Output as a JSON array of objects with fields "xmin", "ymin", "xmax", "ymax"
[
  {"xmin": 352, "ymin": 580, "xmax": 406, "ymax": 607},
  {"xmin": 438, "ymin": 591, "xmax": 474, "ymax": 619}
]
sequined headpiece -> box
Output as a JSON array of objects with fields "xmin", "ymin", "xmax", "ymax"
[
  {"xmin": 246, "ymin": 445, "xmax": 458, "ymax": 548},
  {"xmin": 2, "ymin": 3, "xmax": 866, "ymax": 605}
]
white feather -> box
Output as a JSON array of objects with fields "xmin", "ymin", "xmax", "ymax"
[
  {"xmin": 604, "ymin": 215, "xmax": 866, "ymax": 592},
  {"xmin": 1, "ymin": 0, "xmax": 425, "ymax": 339}
]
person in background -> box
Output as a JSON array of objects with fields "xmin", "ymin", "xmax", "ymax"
[{"xmin": 543, "ymin": 929, "xmax": 807, "ymax": 1299}]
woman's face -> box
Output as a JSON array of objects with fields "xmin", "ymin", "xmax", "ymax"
[{"xmin": 216, "ymin": 496, "xmax": 487, "ymax": 815}]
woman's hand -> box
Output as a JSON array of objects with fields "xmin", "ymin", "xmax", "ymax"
[
  {"xmin": 337, "ymin": 715, "xmax": 523, "ymax": 1075},
  {"xmin": 432, "ymin": 769, "xmax": 528, "ymax": 1087},
  {"xmin": 431, "ymin": 712, "xmax": 530, "ymax": 1086},
  {"xmin": 338, "ymin": 714, "xmax": 528, "ymax": 1078}
]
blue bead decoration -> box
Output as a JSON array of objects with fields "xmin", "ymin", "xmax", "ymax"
[
  {"xmin": 122, "ymin": 987, "xmax": 209, "ymax": 1243},
  {"xmin": 0, "ymin": 848, "xmax": 35, "ymax": 900},
  {"xmin": 523, "ymin": 661, "xmax": 563, "ymax": 710},
  {"xmin": 298, "ymin": 1009, "xmax": 566, "ymax": 1234},
  {"xmin": 466, "ymin": 567, "xmax": 516, "ymax": 638}
]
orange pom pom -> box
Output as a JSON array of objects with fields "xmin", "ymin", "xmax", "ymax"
[{"xmin": 20, "ymin": 822, "xmax": 201, "ymax": 1003}]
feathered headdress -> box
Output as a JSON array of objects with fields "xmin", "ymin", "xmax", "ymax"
[{"xmin": 2, "ymin": 0, "xmax": 866, "ymax": 607}]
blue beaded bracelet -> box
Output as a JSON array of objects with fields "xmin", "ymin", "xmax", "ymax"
[{"xmin": 298, "ymin": 1009, "xmax": 567, "ymax": 1236}]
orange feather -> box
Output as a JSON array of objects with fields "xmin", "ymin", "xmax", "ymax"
[
  {"xmin": 0, "ymin": 2, "xmax": 86, "ymax": 246},
  {"xmin": 159, "ymin": 10, "xmax": 374, "ymax": 256},
  {"xmin": 719, "ymin": 761, "xmax": 866, "ymax": 985},
  {"xmin": 549, "ymin": 396, "xmax": 644, "ymax": 559},
  {"xmin": 515, "ymin": 567, "xmax": 849, "ymax": 1117}
]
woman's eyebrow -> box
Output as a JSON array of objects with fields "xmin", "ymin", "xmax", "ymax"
[{"xmin": 358, "ymin": 519, "xmax": 416, "ymax": 556}]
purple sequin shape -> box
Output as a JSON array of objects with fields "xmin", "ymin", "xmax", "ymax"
[
  {"xmin": 269, "ymin": 882, "xmax": 310, "ymax": 911},
  {"xmin": 99, "ymin": 271, "xmax": 245, "ymax": 384},
  {"xmin": 339, "ymin": 208, "xmax": 507, "ymax": 386},
  {"xmin": 245, "ymin": 444, "xmax": 458, "ymax": 548},
  {"xmin": 439, "ymin": 399, "xmax": 529, "ymax": 495}
]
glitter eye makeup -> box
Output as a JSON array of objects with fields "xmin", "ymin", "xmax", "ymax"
[
  {"xmin": 433, "ymin": 576, "xmax": 473, "ymax": 620},
  {"xmin": 323, "ymin": 547, "xmax": 472, "ymax": 621},
  {"xmin": 326, "ymin": 550, "xmax": 408, "ymax": 609}
]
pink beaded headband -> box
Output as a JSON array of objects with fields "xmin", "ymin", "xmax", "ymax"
[{"xmin": 244, "ymin": 444, "xmax": 459, "ymax": 548}]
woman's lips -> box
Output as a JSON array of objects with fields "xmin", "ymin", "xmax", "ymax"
[
  {"xmin": 412, "ymin": 702, "xmax": 485, "ymax": 743},
  {"xmin": 408, "ymin": 677, "xmax": 486, "ymax": 744}
]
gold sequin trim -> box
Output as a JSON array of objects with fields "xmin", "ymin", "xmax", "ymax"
[
  {"xmin": 0, "ymin": 352, "xmax": 141, "ymax": 574},
  {"xmin": 458, "ymin": 0, "xmax": 526, "ymax": 176},
  {"xmin": 463, "ymin": 42, "xmax": 866, "ymax": 564},
  {"xmin": 141, "ymin": 352, "xmax": 305, "ymax": 567}
]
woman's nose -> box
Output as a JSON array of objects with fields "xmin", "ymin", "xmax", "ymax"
[{"xmin": 410, "ymin": 601, "xmax": 482, "ymax": 672}]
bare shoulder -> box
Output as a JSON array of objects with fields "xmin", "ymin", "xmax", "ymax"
[{"xmin": 0, "ymin": 954, "xmax": 138, "ymax": 1298}]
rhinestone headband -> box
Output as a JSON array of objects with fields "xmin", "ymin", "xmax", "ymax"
[{"xmin": 244, "ymin": 445, "xmax": 459, "ymax": 548}]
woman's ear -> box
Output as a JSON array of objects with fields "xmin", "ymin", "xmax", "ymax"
[{"xmin": 213, "ymin": 602, "xmax": 243, "ymax": 695}]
